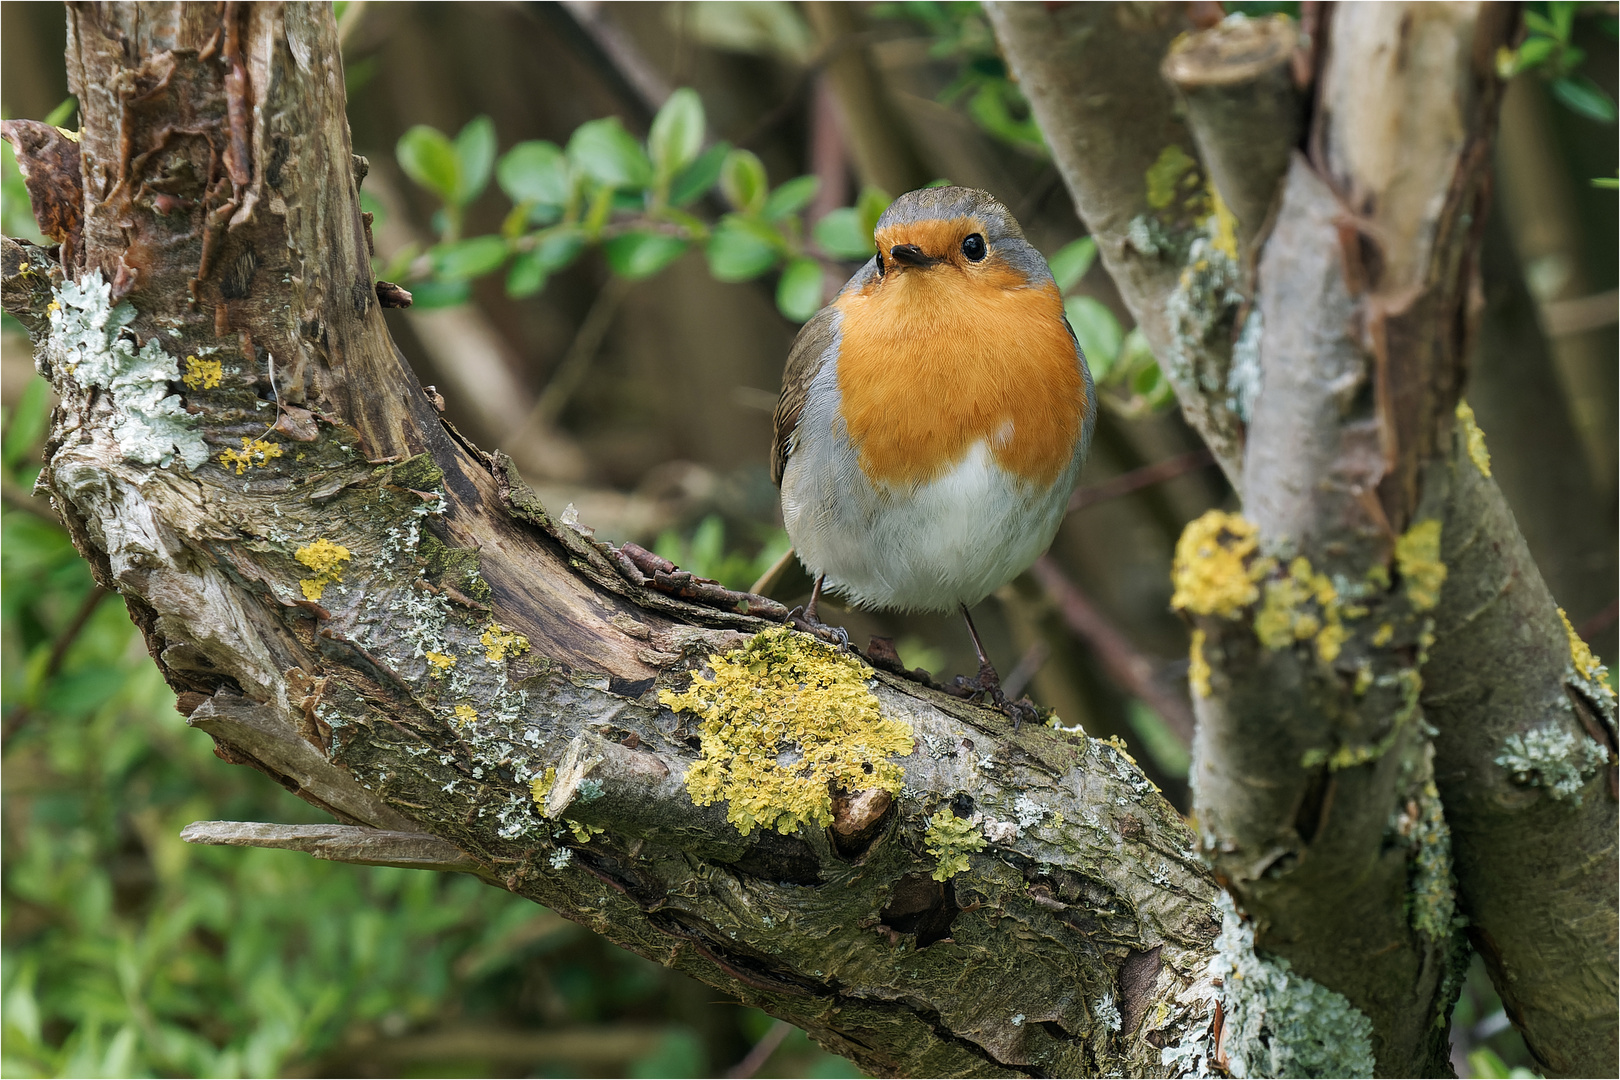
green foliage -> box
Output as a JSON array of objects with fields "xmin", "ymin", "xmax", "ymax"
[
  {"xmin": 1044, "ymin": 237, "xmax": 1176, "ymax": 418},
  {"xmin": 391, "ymin": 90, "xmax": 893, "ymax": 322},
  {"xmin": 874, "ymin": 2, "xmax": 1045, "ymax": 154},
  {"xmin": 1498, "ymin": 2, "xmax": 1618, "ymax": 123}
]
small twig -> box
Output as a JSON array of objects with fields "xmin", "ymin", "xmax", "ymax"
[
  {"xmin": 335, "ymin": 0, "xmax": 368, "ymax": 49},
  {"xmin": 1029, "ymin": 556, "xmax": 1195, "ymax": 746},
  {"xmin": 726, "ymin": 1019, "xmax": 794, "ymax": 1079},
  {"xmin": 1066, "ymin": 448, "xmax": 1217, "ymax": 514},
  {"xmin": 1, "ymin": 585, "xmax": 110, "ymax": 747},
  {"xmin": 179, "ymin": 821, "xmax": 486, "ymax": 873},
  {"xmin": 1578, "ymin": 599, "xmax": 1619, "ymax": 643},
  {"xmin": 1001, "ymin": 639, "xmax": 1050, "ymax": 701},
  {"xmin": 512, "ymin": 276, "xmax": 632, "ymax": 435}
]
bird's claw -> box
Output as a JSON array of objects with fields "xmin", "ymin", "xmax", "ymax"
[
  {"xmin": 785, "ymin": 605, "xmax": 851, "ymax": 648},
  {"xmin": 952, "ymin": 662, "xmax": 1038, "ymax": 730}
]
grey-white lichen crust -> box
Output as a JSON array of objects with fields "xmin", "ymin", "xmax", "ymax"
[
  {"xmin": 1162, "ymin": 892, "xmax": 1376, "ymax": 1079},
  {"xmin": 1495, "ymin": 722, "xmax": 1611, "ymax": 803},
  {"xmin": 47, "ymin": 271, "xmax": 208, "ymax": 471}
]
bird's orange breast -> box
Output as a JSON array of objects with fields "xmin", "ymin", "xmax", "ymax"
[{"xmin": 833, "ymin": 269, "xmax": 1085, "ymax": 489}]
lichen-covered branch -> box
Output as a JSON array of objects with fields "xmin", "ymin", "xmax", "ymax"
[
  {"xmin": 2, "ymin": 5, "xmax": 1244, "ymax": 1076},
  {"xmin": 994, "ymin": 4, "xmax": 1616, "ymax": 1077}
]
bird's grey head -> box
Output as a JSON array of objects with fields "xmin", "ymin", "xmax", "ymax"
[{"xmin": 855, "ymin": 186, "xmax": 1052, "ymax": 287}]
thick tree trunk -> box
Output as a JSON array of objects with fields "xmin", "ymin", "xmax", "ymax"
[
  {"xmin": 988, "ymin": 3, "xmax": 1617, "ymax": 1077},
  {"xmin": 6, "ymin": 3, "xmax": 1615, "ymax": 1077}
]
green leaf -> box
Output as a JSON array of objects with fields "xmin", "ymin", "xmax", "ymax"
[
  {"xmin": 455, "ymin": 116, "xmax": 497, "ymax": 204},
  {"xmin": 776, "ymin": 257, "xmax": 824, "ymax": 322},
  {"xmin": 763, "ymin": 176, "xmax": 820, "ymax": 221},
  {"xmin": 812, "ymin": 208, "xmax": 874, "ymax": 260},
  {"xmin": 706, "ymin": 216, "xmax": 781, "ymax": 281},
  {"xmin": 1513, "ymin": 35, "xmax": 1558, "ymax": 71},
  {"xmin": 408, "ymin": 279, "xmax": 472, "ymax": 308},
  {"xmin": 506, "ymin": 251, "xmax": 548, "ymax": 298},
  {"xmin": 1064, "ymin": 296, "xmax": 1123, "ymax": 369},
  {"xmin": 397, "ymin": 125, "xmax": 460, "ymax": 203},
  {"xmin": 3, "ymin": 377, "xmax": 51, "ymax": 469},
  {"xmin": 431, "ymin": 235, "xmax": 509, "ymax": 281},
  {"xmin": 1552, "ymin": 75, "xmax": 1617, "ymax": 123},
  {"xmin": 604, "ymin": 232, "xmax": 689, "ymax": 279},
  {"xmin": 567, "ymin": 117, "xmax": 654, "ymax": 190},
  {"xmin": 1522, "ymin": 11, "xmax": 1559, "ymax": 37},
  {"xmin": 670, "ymin": 142, "xmax": 730, "ymax": 206},
  {"xmin": 719, "ymin": 149, "xmax": 768, "ymax": 214},
  {"xmin": 1592, "ymin": 176, "xmax": 1620, "ymax": 190},
  {"xmin": 649, "ymin": 88, "xmax": 706, "ymax": 178},
  {"xmin": 499, "ymin": 141, "xmax": 571, "ymax": 207},
  {"xmin": 42, "ymin": 96, "xmax": 77, "ymax": 129},
  {"xmin": 1551, "ymin": 0, "xmax": 1575, "ymax": 41},
  {"xmin": 531, "ymin": 225, "xmax": 587, "ymax": 272},
  {"xmin": 856, "ymin": 186, "xmax": 892, "ymax": 238},
  {"xmin": 1047, "ymin": 237, "xmax": 1097, "ymax": 294}
]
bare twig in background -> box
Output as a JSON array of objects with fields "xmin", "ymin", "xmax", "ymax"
[
  {"xmin": 999, "ymin": 639, "xmax": 1050, "ymax": 703},
  {"xmin": 335, "ymin": 0, "xmax": 367, "ymax": 48},
  {"xmin": 559, "ymin": 0, "xmax": 674, "ymax": 115},
  {"xmin": 511, "ymin": 275, "xmax": 632, "ymax": 436},
  {"xmin": 1065, "ymin": 448, "xmax": 1217, "ymax": 514},
  {"xmin": 1, "ymin": 584, "xmax": 109, "ymax": 748},
  {"xmin": 1579, "ymin": 599, "xmax": 1620, "ymax": 643},
  {"xmin": 1028, "ymin": 557, "xmax": 1194, "ymax": 746},
  {"xmin": 725, "ymin": 1019, "xmax": 793, "ymax": 1079}
]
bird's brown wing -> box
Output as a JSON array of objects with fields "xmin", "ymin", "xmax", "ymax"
[{"xmin": 771, "ymin": 307, "xmax": 840, "ymax": 486}]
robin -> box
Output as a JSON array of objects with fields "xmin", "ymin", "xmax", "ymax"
[{"xmin": 772, "ymin": 186, "xmax": 1095, "ymax": 711}]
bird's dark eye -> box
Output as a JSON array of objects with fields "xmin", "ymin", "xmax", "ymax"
[
  {"xmin": 962, "ymin": 233, "xmax": 987, "ymax": 261},
  {"xmin": 876, "ymin": 250, "xmax": 885, "ymax": 276}
]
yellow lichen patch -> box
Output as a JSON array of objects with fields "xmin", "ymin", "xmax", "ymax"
[
  {"xmin": 565, "ymin": 819, "xmax": 605, "ymax": 843},
  {"xmin": 1171, "ymin": 511, "xmax": 1269, "ymax": 618},
  {"xmin": 660, "ymin": 627, "xmax": 914, "ymax": 837},
  {"xmin": 924, "ymin": 808, "xmax": 987, "ymax": 882},
  {"xmin": 1207, "ymin": 183, "xmax": 1239, "ymax": 262},
  {"xmin": 1254, "ymin": 556, "xmax": 1347, "ymax": 663},
  {"xmin": 452, "ymin": 704, "xmax": 478, "ymax": 726},
  {"xmin": 1373, "ymin": 622, "xmax": 1395, "ymax": 647},
  {"xmin": 1145, "ymin": 144, "xmax": 1200, "ymax": 212},
  {"xmin": 1455, "ymin": 399, "xmax": 1492, "ymax": 478},
  {"xmin": 294, "ymin": 538, "xmax": 352, "ymax": 602},
  {"xmin": 1559, "ymin": 608, "xmax": 1614, "ymax": 701},
  {"xmin": 1189, "ymin": 628, "xmax": 1211, "ymax": 698},
  {"xmin": 1394, "ymin": 520, "xmax": 1447, "ymax": 612},
  {"xmin": 425, "ymin": 651, "xmax": 457, "ymax": 677},
  {"xmin": 481, "ymin": 623, "xmax": 530, "ymax": 665},
  {"xmin": 219, "ymin": 436, "xmax": 282, "ymax": 476},
  {"xmin": 182, "ymin": 354, "xmax": 222, "ymax": 390},
  {"xmin": 529, "ymin": 765, "xmax": 557, "ymax": 807}
]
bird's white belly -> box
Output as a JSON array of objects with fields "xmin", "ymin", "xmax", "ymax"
[{"xmin": 782, "ymin": 439, "xmax": 1074, "ymax": 613}]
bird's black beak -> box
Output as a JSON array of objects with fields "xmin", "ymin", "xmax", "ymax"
[{"xmin": 888, "ymin": 244, "xmax": 940, "ymax": 269}]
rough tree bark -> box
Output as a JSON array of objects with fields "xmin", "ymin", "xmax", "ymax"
[
  {"xmin": 988, "ymin": 2, "xmax": 1617, "ymax": 1077},
  {"xmin": 3, "ymin": 3, "xmax": 1614, "ymax": 1078}
]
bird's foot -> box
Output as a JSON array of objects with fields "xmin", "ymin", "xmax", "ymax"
[
  {"xmin": 785, "ymin": 605, "xmax": 851, "ymax": 648},
  {"xmin": 952, "ymin": 662, "xmax": 1039, "ymax": 730}
]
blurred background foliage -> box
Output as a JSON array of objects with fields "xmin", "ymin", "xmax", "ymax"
[{"xmin": 1, "ymin": 1, "xmax": 1615, "ymax": 1076}]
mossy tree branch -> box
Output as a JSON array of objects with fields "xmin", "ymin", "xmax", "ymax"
[
  {"xmin": 991, "ymin": 3, "xmax": 1616, "ymax": 1077},
  {"xmin": 5, "ymin": 5, "xmax": 1238, "ymax": 1077}
]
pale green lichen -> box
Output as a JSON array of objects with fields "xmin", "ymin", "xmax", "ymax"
[
  {"xmin": 1394, "ymin": 520, "xmax": 1447, "ymax": 612},
  {"xmin": 1391, "ymin": 781, "xmax": 1460, "ymax": 940},
  {"xmin": 1145, "ymin": 144, "xmax": 1201, "ymax": 211},
  {"xmin": 1455, "ymin": 399, "xmax": 1491, "ymax": 478},
  {"xmin": 295, "ymin": 538, "xmax": 352, "ymax": 602},
  {"xmin": 923, "ymin": 808, "xmax": 986, "ymax": 882},
  {"xmin": 1171, "ymin": 511, "xmax": 1271, "ymax": 618},
  {"xmin": 661, "ymin": 628, "xmax": 914, "ymax": 836},
  {"xmin": 48, "ymin": 271, "xmax": 209, "ymax": 469},
  {"xmin": 1207, "ymin": 892, "xmax": 1376, "ymax": 1079},
  {"xmin": 1495, "ymin": 723, "xmax": 1610, "ymax": 803}
]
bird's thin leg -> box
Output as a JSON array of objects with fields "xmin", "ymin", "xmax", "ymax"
[
  {"xmin": 960, "ymin": 604, "xmax": 1036, "ymax": 730},
  {"xmin": 806, "ymin": 574, "xmax": 825, "ymax": 624}
]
